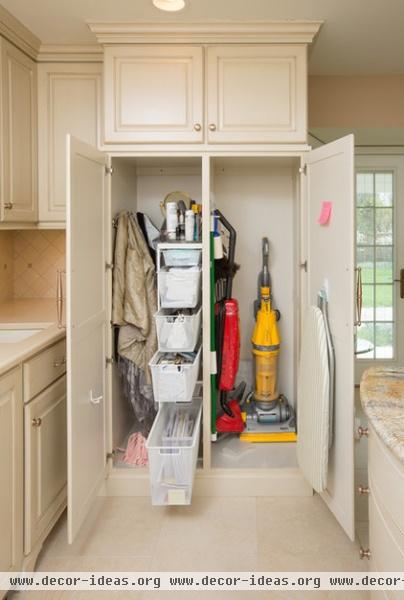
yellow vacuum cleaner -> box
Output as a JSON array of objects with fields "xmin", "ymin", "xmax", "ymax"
[{"xmin": 240, "ymin": 238, "xmax": 297, "ymax": 443}]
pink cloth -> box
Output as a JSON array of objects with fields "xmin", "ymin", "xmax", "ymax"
[{"xmin": 119, "ymin": 432, "xmax": 148, "ymax": 467}]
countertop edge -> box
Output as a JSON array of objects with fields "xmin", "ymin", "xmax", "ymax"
[{"xmin": 360, "ymin": 367, "xmax": 404, "ymax": 466}]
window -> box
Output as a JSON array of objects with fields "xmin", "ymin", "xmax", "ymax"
[{"xmin": 356, "ymin": 171, "xmax": 394, "ymax": 359}]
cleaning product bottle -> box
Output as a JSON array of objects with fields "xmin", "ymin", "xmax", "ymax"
[{"xmin": 185, "ymin": 209, "xmax": 195, "ymax": 241}]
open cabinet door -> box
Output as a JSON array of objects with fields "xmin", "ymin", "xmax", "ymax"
[
  {"xmin": 301, "ymin": 135, "xmax": 355, "ymax": 540},
  {"xmin": 66, "ymin": 136, "xmax": 109, "ymax": 543}
]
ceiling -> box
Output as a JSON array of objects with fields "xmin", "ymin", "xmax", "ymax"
[{"xmin": 1, "ymin": 0, "xmax": 404, "ymax": 74}]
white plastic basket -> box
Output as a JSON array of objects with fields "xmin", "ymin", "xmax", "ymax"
[
  {"xmin": 162, "ymin": 248, "xmax": 201, "ymax": 268},
  {"xmin": 158, "ymin": 267, "xmax": 201, "ymax": 309},
  {"xmin": 146, "ymin": 398, "xmax": 202, "ymax": 506},
  {"xmin": 149, "ymin": 347, "xmax": 201, "ymax": 404},
  {"xmin": 154, "ymin": 307, "xmax": 202, "ymax": 352}
]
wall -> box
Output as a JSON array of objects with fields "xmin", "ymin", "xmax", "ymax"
[
  {"xmin": 0, "ymin": 230, "xmax": 65, "ymax": 300},
  {"xmin": 309, "ymin": 75, "xmax": 404, "ymax": 128}
]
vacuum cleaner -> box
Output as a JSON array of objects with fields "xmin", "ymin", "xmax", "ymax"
[{"xmin": 240, "ymin": 238, "xmax": 296, "ymax": 442}]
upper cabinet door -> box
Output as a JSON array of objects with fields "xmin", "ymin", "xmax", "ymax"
[
  {"xmin": 0, "ymin": 38, "xmax": 37, "ymax": 222},
  {"xmin": 207, "ymin": 45, "xmax": 307, "ymax": 144},
  {"xmin": 66, "ymin": 136, "xmax": 109, "ymax": 543},
  {"xmin": 104, "ymin": 45, "xmax": 203, "ymax": 144},
  {"xmin": 302, "ymin": 135, "xmax": 355, "ymax": 540},
  {"xmin": 38, "ymin": 63, "xmax": 102, "ymax": 224}
]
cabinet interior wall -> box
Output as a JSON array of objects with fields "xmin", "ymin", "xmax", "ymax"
[{"xmin": 107, "ymin": 154, "xmax": 302, "ymax": 473}]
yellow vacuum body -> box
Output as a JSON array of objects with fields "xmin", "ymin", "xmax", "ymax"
[{"xmin": 251, "ymin": 285, "xmax": 280, "ymax": 405}]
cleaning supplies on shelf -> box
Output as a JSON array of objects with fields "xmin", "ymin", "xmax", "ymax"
[
  {"xmin": 155, "ymin": 307, "xmax": 202, "ymax": 352},
  {"xmin": 146, "ymin": 398, "xmax": 202, "ymax": 505},
  {"xmin": 158, "ymin": 266, "xmax": 201, "ymax": 308},
  {"xmin": 185, "ymin": 209, "xmax": 195, "ymax": 241},
  {"xmin": 149, "ymin": 347, "xmax": 201, "ymax": 403}
]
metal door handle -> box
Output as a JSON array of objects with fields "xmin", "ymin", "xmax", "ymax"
[
  {"xmin": 89, "ymin": 390, "xmax": 103, "ymax": 405},
  {"xmin": 194, "ymin": 123, "xmax": 202, "ymax": 131},
  {"xmin": 394, "ymin": 268, "xmax": 404, "ymax": 299},
  {"xmin": 355, "ymin": 267, "xmax": 363, "ymax": 326}
]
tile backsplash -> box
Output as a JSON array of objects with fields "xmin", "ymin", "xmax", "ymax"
[
  {"xmin": 0, "ymin": 231, "xmax": 13, "ymax": 302},
  {"xmin": 0, "ymin": 230, "xmax": 65, "ymax": 300}
]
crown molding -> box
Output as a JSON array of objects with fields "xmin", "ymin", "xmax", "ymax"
[
  {"xmin": 0, "ymin": 5, "xmax": 41, "ymax": 59},
  {"xmin": 87, "ymin": 20, "xmax": 323, "ymax": 45},
  {"xmin": 38, "ymin": 45, "xmax": 103, "ymax": 63}
]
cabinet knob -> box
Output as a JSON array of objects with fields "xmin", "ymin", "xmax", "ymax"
[
  {"xmin": 4, "ymin": 203, "xmax": 13, "ymax": 210},
  {"xmin": 359, "ymin": 547, "xmax": 371, "ymax": 560},
  {"xmin": 358, "ymin": 485, "xmax": 370, "ymax": 495},
  {"xmin": 32, "ymin": 417, "xmax": 42, "ymax": 427},
  {"xmin": 194, "ymin": 123, "xmax": 202, "ymax": 132},
  {"xmin": 53, "ymin": 357, "xmax": 66, "ymax": 367},
  {"xmin": 209, "ymin": 123, "xmax": 217, "ymax": 132},
  {"xmin": 357, "ymin": 426, "xmax": 369, "ymax": 438}
]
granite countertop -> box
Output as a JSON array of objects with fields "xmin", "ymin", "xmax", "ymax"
[
  {"xmin": 360, "ymin": 367, "xmax": 404, "ymax": 464},
  {"xmin": 0, "ymin": 299, "xmax": 65, "ymax": 377}
]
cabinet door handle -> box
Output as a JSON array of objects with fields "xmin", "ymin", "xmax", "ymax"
[
  {"xmin": 354, "ymin": 267, "xmax": 363, "ymax": 326},
  {"xmin": 53, "ymin": 357, "xmax": 66, "ymax": 368},
  {"xmin": 194, "ymin": 123, "xmax": 202, "ymax": 131},
  {"xmin": 209, "ymin": 123, "xmax": 217, "ymax": 131},
  {"xmin": 32, "ymin": 417, "xmax": 42, "ymax": 427},
  {"xmin": 358, "ymin": 485, "xmax": 370, "ymax": 495},
  {"xmin": 89, "ymin": 390, "xmax": 103, "ymax": 405},
  {"xmin": 359, "ymin": 548, "xmax": 371, "ymax": 560},
  {"xmin": 357, "ymin": 426, "xmax": 369, "ymax": 438}
]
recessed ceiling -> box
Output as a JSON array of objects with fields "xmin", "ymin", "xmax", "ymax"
[{"xmin": 2, "ymin": 0, "xmax": 404, "ymax": 74}]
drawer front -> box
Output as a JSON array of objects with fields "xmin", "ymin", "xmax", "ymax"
[
  {"xmin": 369, "ymin": 487, "xmax": 404, "ymax": 600},
  {"xmin": 23, "ymin": 339, "xmax": 66, "ymax": 402},
  {"xmin": 369, "ymin": 426, "xmax": 404, "ymax": 534},
  {"xmin": 24, "ymin": 376, "xmax": 67, "ymax": 554}
]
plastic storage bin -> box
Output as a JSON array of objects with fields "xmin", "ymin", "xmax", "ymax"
[
  {"xmin": 155, "ymin": 307, "xmax": 202, "ymax": 352},
  {"xmin": 149, "ymin": 347, "xmax": 201, "ymax": 403},
  {"xmin": 158, "ymin": 267, "xmax": 201, "ymax": 309},
  {"xmin": 146, "ymin": 397, "xmax": 202, "ymax": 506},
  {"xmin": 161, "ymin": 248, "xmax": 201, "ymax": 268}
]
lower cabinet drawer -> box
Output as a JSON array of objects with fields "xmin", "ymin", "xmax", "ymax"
[
  {"xmin": 24, "ymin": 376, "xmax": 67, "ymax": 554},
  {"xmin": 23, "ymin": 339, "xmax": 66, "ymax": 403}
]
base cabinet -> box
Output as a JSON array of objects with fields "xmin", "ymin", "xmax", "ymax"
[
  {"xmin": 0, "ymin": 37, "xmax": 37, "ymax": 223},
  {"xmin": 24, "ymin": 376, "xmax": 67, "ymax": 555},
  {"xmin": 368, "ymin": 427, "xmax": 404, "ymax": 600},
  {"xmin": 0, "ymin": 368, "xmax": 23, "ymax": 577}
]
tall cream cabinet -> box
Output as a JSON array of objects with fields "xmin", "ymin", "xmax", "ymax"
[
  {"xmin": 0, "ymin": 367, "xmax": 23, "ymax": 582},
  {"xmin": 62, "ymin": 22, "xmax": 358, "ymax": 548},
  {"xmin": 0, "ymin": 37, "xmax": 37, "ymax": 223},
  {"xmin": 37, "ymin": 62, "xmax": 102, "ymax": 224}
]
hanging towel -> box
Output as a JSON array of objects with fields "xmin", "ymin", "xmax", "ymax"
[
  {"xmin": 112, "ymin": 211, "xmax": 157, "ymax": 380},
  {"xmin": 296, "ymin": 305, "xmax": 330, "ymax": 493}
]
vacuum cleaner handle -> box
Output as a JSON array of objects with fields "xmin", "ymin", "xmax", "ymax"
[{"xmin": 214, "ymin": 209, "xmax": 237, "ymax": 299}]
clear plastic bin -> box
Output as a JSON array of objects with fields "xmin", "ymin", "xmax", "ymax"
[
  {"xmin": 161, "ymin": 248, "xmax": 201, "ymax": 268},
  {"xmin": 154, "ymin": 307, "xmax": 202, "ymax": 352},
  {"xmin": 149, "ymin": 347, "xmax": 201, "ymax": 403},
  {"xmin": 158, "ymin": 267, "xmax": 201, "ymax": 309},
  {"xmin": 146, "ymin": 398, "xmax": 202, "ymax": 506}
]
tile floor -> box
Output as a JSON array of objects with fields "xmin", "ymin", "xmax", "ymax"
[{"xmin": 9, "ymin": 494, "xmax": 369, "ymax": 599}]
